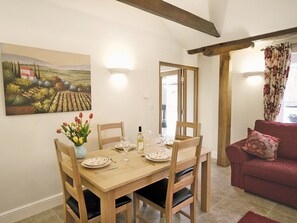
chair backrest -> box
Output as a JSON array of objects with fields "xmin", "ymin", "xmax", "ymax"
[
  {"xmin": 166, "ymin": 136, "xmax": 203, "ymax": 212},
  {"xmin": 175, "ymin": 121, "xmax": 201, "ymax": 140},
  {"xmin": 97, "ymin": 122, "xmax": 125, "ymax": 150},
  {"xmin": 54, "ymin": 139, "xmax": 88, "ymax": 222}
]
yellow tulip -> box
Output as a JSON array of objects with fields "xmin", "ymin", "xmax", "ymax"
[
  {"xmin": 73, "ymin": 136, "xmax": 78, "ymax": 143},
  {"xmin": 79, "ymin": 137, "xmax": 84, "ymax": 144}
]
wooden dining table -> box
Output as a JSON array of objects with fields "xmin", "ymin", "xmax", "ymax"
[{"xmin": 63, "ymin": 144, "xmax": 212, "ymax": 223}]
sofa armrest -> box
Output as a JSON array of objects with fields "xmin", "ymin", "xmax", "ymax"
[
  {"xmin": 226, "ymin": 139, "xmax": 255, "ymax": 189},
  {"xmin": 226, "ymin": 139, "xmax": 254, "ymax": 164}
]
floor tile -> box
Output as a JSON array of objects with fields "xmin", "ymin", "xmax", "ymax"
[{"xmin": 13, "ymin": 159, "xmax": 297, "ymax": 223}]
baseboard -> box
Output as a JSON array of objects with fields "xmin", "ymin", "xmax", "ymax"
[{"xmin": 0, "ymin": 193, "xmax": 63, "ymax": 223}]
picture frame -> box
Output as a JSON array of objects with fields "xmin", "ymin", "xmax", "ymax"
[{"xmin": 1, "ymin": 43, "xmax": 91, "ymax": 115}]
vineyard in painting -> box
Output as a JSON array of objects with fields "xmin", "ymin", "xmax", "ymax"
[{"xmin": 1, "ymin": 43, "xmax": 91, "ymax": 115}]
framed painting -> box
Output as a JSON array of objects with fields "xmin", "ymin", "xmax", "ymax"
[{"xmin": 1, "ymin": 43, "xmax": 91, "ymax": 116}]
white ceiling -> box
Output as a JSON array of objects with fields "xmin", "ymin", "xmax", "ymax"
[{"xmin": 43, "ymin": 0, "xmax": 297, "ymax": 50}]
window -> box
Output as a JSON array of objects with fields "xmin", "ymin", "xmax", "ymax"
[{"xmin": 277, "ymin": 52, "xmax": 297, "ymax": 123}]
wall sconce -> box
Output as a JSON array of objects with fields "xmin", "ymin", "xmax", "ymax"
[
  {"xmin": 243, "ymin": 71, "xmax": 263, "ymax": 78},
  {"xmin": 108, "ymin": 68, "xmax": 130, "ymax": 89},
  {"xmin": 243, "ymin": 71, "xmax": 264, "ymax": 86},
  {"xmin": 108, "ymin": 68, "xmax": 130, "ymax": 75}
]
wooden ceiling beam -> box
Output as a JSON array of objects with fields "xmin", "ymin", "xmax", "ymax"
[
  {"xmin": 188, "ymin": 26, "xmax": 297, "ymax": 55},
  {"xmin": 203, "ymin": 41, "xmax": 254, "ymax": 56},
  {"xmin": 116, "ymin": 0, "xmax": 220, "ymax": 37}
]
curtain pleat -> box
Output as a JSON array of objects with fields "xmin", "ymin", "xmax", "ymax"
[{"xmin": 263, "ymin": 43, "xmax": 292, "ymax": 121}]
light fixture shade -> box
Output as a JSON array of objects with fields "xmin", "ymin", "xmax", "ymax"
[
  {"xmin": 108, "ymin": 68, "xmax": 130, "ymax": 75},
  {"xmin": 243, "ymin": 71, "xmax": 263, "ymax": 77}
]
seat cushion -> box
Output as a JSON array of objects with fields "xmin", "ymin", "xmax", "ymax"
[
  {"xmin": 243, "ymin": 158, "xmax": 297, "ymax": 188},
  {"xmin": 67, "ymin": 189, "xmax": 131, "ymax": 220},
  {"xmin": 135, "ymin": 178, "xmax": 192, "ymax": 208},
  {"xmin": 175, "ymin": 167, "xmax": 193, "ymax": 179}
]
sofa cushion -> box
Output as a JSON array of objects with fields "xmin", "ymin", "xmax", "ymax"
[
  {"xmin": 254, "ymin": 120, "xmax": 297, "ymax": 161},
  {"xmin": 243, "ymin": 158, "xmax": 297, "ymax": 188},
  {"xmin": 242, "ymin": 129, "xmax": 280, "ymax": 161}
]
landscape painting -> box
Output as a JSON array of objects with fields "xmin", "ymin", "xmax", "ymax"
[{"xmin": 1, "ymin": 43, "xmax": 91, "ymax": 116}]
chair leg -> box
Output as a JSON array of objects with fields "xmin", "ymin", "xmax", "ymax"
[
  {"xmin": 133, "ymin": 194, "xmax": 140, "ymax": 223},
  {"xmin": 190, "ymin": 202, "xmax": 196, "ymax": 223},
  {"xmin": 165, "ymin": 214, "xmax": 172, "ymax": 223},
  {"xmin": 66, "ymin": 211, "xmax": 75, "ymax": 223},
  {"xmin": 125, "ymin": 203, "xmax": 132, "ymax": 223}
]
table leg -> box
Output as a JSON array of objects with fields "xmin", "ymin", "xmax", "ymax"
[
  {"xmin": 201, "ymin": 152, "xmax": 211, "ymax": 212},
  {"xmin": 101, "ymin": 191, "xmax": 116, "ymax": 223}
]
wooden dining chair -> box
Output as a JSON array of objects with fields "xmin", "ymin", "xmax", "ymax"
[
  {"xmin": 54, "ymin": 139, "xmax": 132, "ymax": 223},
  {"xmin": 175, "ymin": 121, "xmax": 200, "ymax": 141},
  {"xmin": 133, "ymin": 136, "xmax": 203, "ymax": 223},
  {"xmin": 97, "ymin": 122, "xmax": 125, "ymax": 150},
  {"xmin": 175, "ymin": 121, "xmax": 201, "ymax": 180}
]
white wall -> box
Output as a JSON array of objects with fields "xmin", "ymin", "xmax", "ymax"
[
  {"xmin": 0, "ymin": 0, "xmax": 295, "ymax": 221},
  {"xmin": 198, "ymin": 44, "xmax": 267, "ymax": 158},
  {"xmin": 0, "ymin": 0, "xmax": 194, "ymax": 221}
]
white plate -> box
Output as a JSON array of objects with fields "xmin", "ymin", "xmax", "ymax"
[
  {"xmin": 148, "ymin": 151, "xmax": 170, "ymax": 160},
  {"xmin": 81, "ymin": 157, "xmax": 109, "ymax": 167},
  {"xmin": 115, "ymin": 143, "xmax": 137, "ymax": 150},
  {"xmin": 81, "ymin": 159, "xmax": 111, "ymax": 169},
  {"xmin": 165, "ymin": 140, "xmax": 174, "ymax": 147},
  {"xmin": 145, "ymin": 152, "xmax": 171, "ymax": 162}
]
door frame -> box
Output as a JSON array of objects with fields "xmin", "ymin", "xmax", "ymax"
[{"xmin": 159, "ymin": 61, "xmax": 199, "ymax": 134}]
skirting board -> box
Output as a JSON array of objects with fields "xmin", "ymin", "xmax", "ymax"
[{"xmin": 0, "ymin": 193, "xmax": 63, "ymax": 223}]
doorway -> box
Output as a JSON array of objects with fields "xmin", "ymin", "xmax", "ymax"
[{"xmin": 159, "ymin": 62, "xmax": 199, "ymax": 138}]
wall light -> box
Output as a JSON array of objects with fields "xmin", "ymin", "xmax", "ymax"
[
  {"xmin": 243, "ymin": 71, "xmax": 264, "ymax": 86},
  {"xmin": 243, "ymin": 71, "xmax": 263, "ymax": 78},
  {"xmin": 108, "ymin": 68, "xmax": 130, "ymax": 75},
  {"xmin": 108, "ymin": 68, "xmax": 130, "ymax": 89}
]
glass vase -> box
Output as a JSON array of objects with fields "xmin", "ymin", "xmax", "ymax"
[{"xmin": 75, "ymin": 144, "xmax": 87, "ymax": 159}]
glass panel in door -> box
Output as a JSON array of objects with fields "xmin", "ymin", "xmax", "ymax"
[{"xmin": 161, "ymin": 73, "xmax": 178, "ymax": 138}]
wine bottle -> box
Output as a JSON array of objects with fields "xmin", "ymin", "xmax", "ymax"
[{"xmin": 137, "ymin": 126, "xmax": 144, "ymax": 154}]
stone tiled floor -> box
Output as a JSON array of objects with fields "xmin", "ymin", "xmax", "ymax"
[{"xmin": 15, "ymin": 160, "xmax": 297, "ymax": 223}]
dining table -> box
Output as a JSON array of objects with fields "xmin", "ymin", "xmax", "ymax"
[{"xmin": 63, "ymin": 143, "xmax": 212, "ymax": 223}]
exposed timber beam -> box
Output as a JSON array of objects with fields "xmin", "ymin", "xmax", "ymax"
[
  {"xmin": 203, "ymin": 41, "xmax": 254, "ymax": 56},
  {"xmin": 116, "ymin": 0, "xmax": 220, "ymax": 37},
  {"xmin": 188, "ymin": 26, "xmax": 297, "ymax": 55},
  {"xmin": 217, "ymin": 52, "xmax": 231, "ymax": 167}
]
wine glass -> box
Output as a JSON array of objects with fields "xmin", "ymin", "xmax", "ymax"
[
  {"xmin": 121, "ymin": 137, "xmax": 130, "ymax": 161},
  {"xmin": 145, "ymin": 130, "xmax": 152, "ymax": 147},
  {"xmin": 159, "ymin": 133, "xmax": 166, "ymax": 146},
  {"xmin": 159, "ymin": 133, "xmax": 166, "ymax": 152}
]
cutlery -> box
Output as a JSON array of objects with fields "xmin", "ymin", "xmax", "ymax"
[
  {"xmin": 95, "ymin": 166, "xmax": 118, "ymax": 173},
  {"xmin": 109, "ymin": 157, "xmax": 117, "ymax": 163},
  {"xmin": 112, "ymin": 148, "xmax": 122, "ymax": 153}
]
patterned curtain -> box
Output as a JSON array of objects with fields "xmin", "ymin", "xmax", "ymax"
[{"xmin": 263, "ymin": 42, "xmax": 292, "ymax": 121}]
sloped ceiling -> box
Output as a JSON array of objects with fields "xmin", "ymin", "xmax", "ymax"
[{"xmin": 44, "ymin": 0, "xmax": 297, "ymax": 50}]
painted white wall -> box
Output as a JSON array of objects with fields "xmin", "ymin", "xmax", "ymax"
[
  {"xmin": 0, "ymin": 0, "xmax": 187, "ymax": 219},
  {"xmin": 0, "ymin": 0, "xmax": 296, "ymax": 221},
  {"xmin": 197, "ymin": 44, "xmax": 267, "ymax": 158},
  {"xmin": 230, "ymin": 45, "xmax": 266, "ymax": 142},
  {"xmin": 197, "ymin": 55, "xmax": 219, "ymax": 157},
  {"xmin": 176, "ymin": 0, "xmax": 297, "ymax": 49}
]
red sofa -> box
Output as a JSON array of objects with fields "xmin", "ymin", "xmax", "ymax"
[{"xmin": 226, "ymin": 120, "xmax": 297, "ymax": 209}]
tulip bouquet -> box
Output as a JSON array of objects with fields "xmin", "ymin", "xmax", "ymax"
[{"xmin": 56, "ymin": 112, "xmax": 93, "ymax": 146}]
